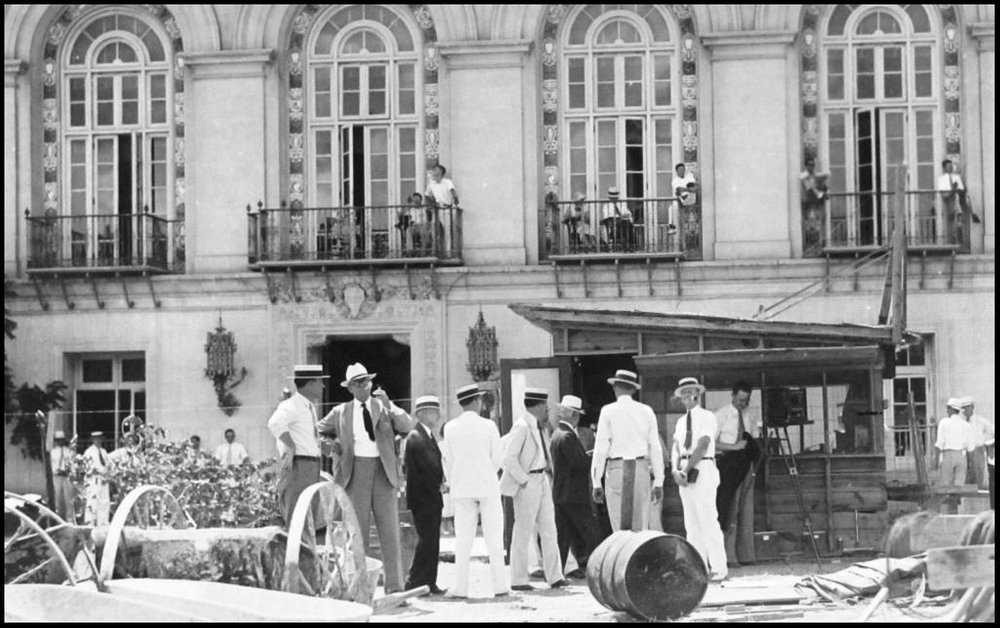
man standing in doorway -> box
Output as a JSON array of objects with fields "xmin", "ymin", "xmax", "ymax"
[
  {"xmin": 501, "ymin": 388, "xmax": 570, "ymax": 591},
  {"xmin": 403, "ymin": 395, "xmax": 447, "ymax": 596},
  {"xmin": 672, "ymin": 377, "xmax": 727, "ymax": 582},
  {"xmin": 591, "ymin": 369, "xmax": 664, "ymax": 531},
  {"xmin": 961, "ymin": 397, "xmax": 993, "ymax": 489},
  {"xmin": 318, "ymin": 363, "xmax": 415, "ymax": 594},
  {"xmin": 82, "ymin": 431, "xmax": 111, "ymax": 526},
  {"xmin": 714, "ymin": 381, "xmax": 760, "ymax": 567},
  {"xmin": 268, "ymin": 364, "xmax": 327, "ymax": 529},
  {"xmin": 215, "ymin": 428, "xmax": 250, "ymax": 466},
  {"xmin": 50, "ymin": 430, "xmax": 77, "ymax": 522},
  {"xmin": 441, "ymin": 384, "xmax": 508, "ymax": 599}
]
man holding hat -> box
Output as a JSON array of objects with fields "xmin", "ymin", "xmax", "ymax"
[
  {"xmin": 317, "ymin": 362, "xmax": 415, "ymax": 593},
  {"xmin": 82, "ymin": 431, "xmax": 111, "ymax": 526},
  {"xmin": 501, "ymin": 387, "xmax": 570, "ymax": 591},
  {"xmin": 961, "ymin": 397, "xmax": 993, "ymax": 490},
  {"xmin": 671, "ymin": 377, "xmax": 727, "ymax": 582},
  {"xmin": 550, "ymin": 395, "xmax": 604, "ymax": 577},
  {"xmin": 442, "ymin": 384, "xmax": 507, "ymax": 598},
  {"xmin": 591, "ymin": 369, "xmax": 665, "ymax": 532},
  {"xmin": 268, "ymin": 364, "xmax": 327, "ymax": 530},
  {"xmin": 50, "ymin": 430, "xmax": 77, "ymax": 522},
  {"xmin": 403, "ymin": 395, "xmax": 447, "ymax": 595},
  {"xmin": 934, "ymin": 398, "xmax": 974, "ymax": 486}
]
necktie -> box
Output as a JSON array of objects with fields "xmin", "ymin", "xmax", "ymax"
[
  {"xmin": 737, "ymin": 408, "xmax": 746, "ymax": 439},
  {"xmin": 684, "ymin": 411, "xmax": 692, "ymax": 450},
  {"xmin": 537, "ymin": 423, "xmax": 552, "ymax": 472},
  {"xmin": 362, "ymin": 402, "xmax": 376, "ymax": 441}
]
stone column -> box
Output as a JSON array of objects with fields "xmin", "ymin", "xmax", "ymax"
[
  {"xmin": 5, "ymin": 60, "xmax": 27, "ymax": 276},
  {"xmin": 970, "ymin": 22, "xmax": 995, "ymax": 254},
  {"xmin": 181, "ymin": 50, "xmax": 275, "ymax": 273}
]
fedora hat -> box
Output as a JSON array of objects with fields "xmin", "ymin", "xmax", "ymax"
[
  {"xmin": 456, "ymin": 383, "xmax": 486, "ymax": 404},
  {"xmin": 946, "ymin": 397, "xmax": 964, "ymax": 410},
  {"xmin": 674, "ymin": 377, "xmax": 706, "ymax": 397},
  {"xmin": 557, "ymin": 395, "xmax": 586, "ymax": 414},
  {"xmin": 341, "ymin": 363, "xmax": 377, "ymax": 388},
  {"xmin": 53, "ymin": 430, "xmax": 67, "ymax": 440},
  {"xmin": 288, "ymin": 364, "xmax": 329, "ymax": 380},
  {"xmin": 414, "ymin": 395, "xmax": 441, "ymax": 412},
  {"xmin": 91, "ymin": 431, "xmax": 104, "ymax": 438},
  {"xmin": 607, "ymin": 369, "xmax": 641, "ymax": 390},
  {"xmin": 524, "ymin": 387, "xmax": 549, "ymax": 404}
]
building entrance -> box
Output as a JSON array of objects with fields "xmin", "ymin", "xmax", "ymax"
[{"xmin": 321, "ymin": 334, "xmax": 412, "ymax": 413}]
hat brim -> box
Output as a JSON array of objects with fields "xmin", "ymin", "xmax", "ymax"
[
  {"xmin": 286, "ymin": 374, "xmax": 331, "ymax": 380},
  {"xmin": 607, "ymin": 377, "xmax": 641, "ymax": 390},
  {"xmin": 674, "ymin": 384, "xmax": 706, "ymax": 397},
  {"xmin": 557, "ymin": 404, "xmax": 586, "ymax": 414},
  {"xmin": 341, "ymin": 373, "xmax": 377, "ymax": 388}
]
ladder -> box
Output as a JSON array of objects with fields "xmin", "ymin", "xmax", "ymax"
[{"xmin": 769, "ymin": 425, "xmax": 822, "ymax": 566}]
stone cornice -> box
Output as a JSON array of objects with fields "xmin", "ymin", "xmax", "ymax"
[
  {"xmin": 701, "ymin": 30, "xmax": 797, "ymax": 61},
  {"xmin": 438, "ymin": 39, "xmax": 532, "ymax": 69},
  {"xmin": 5, "ymin": 59, "xmax": 27, "ymax": 87},
  {"xmin": 969, "ymin": 22, "xmax": 995, "ymax": 52},
  {"xmin": 179, "ymin": 49, "xmax": 275, "ymax": 79}
]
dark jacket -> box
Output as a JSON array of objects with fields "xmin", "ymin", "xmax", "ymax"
[
  {"xmin": 550, "ymin": 422, "xmax": 592, "ymax": 505},
  {"xmin": 403, "ymin": 425, "xmax": 443, "ymax": 512}
]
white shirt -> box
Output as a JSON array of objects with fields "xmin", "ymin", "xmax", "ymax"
[
  {"xmin": 968, "ymin": 414, "xmax": 993, "ymax": 449},
  {"xmin": 936, "ymin": 172, "xmax": 965, "ymax": 192},
  {"xmin": 425, "ymin": 178, "xmax": 457, "ymax": 206},
  {"xmin": 672, "ymin": 405, "xmax": 719, "ymax": 461},
  {"xmin": 558, "ymin": 420, "xmax": 578, "ymax": 437},
  {"xmin": 442, "ymin": 410, "xmax": 503, "ymax": 499},
  {"xmin": 591, "ymin": 395, "xmax": 665, "ymax": 487},
  {"xmin": 600, "ymin": 200, "xmax": 632, "ymax": 221},
  {"xmin": 352, "ymin": 398, "xmax": 380, "ymax": 458},
  {"xmin": 672, "ymin": 171, "xmax": 698, "ymax": 209},
  {"xmin": 83, "ymin": 444, "xmax": 108, "ymax": 471},
  {"xmin": 267, "ymin": 392, "xmax": 320, "ymax": 457},
  {"xmin": 935, "ymin": 415, "xmax": 973, "ymax": 451},
  {"xmin": 714, "ymin": 404, "xmax": 759, "ymax": 445},
  {"xmin": 51, "ymin": 446, "xmax": 74, "ymax": 475},
  {"xmin": 214, "ymin": 442, "xmax": 249, "ymax": 466}
]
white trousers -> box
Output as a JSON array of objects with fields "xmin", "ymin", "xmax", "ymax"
[
  {"xmin": 452, "ymin": 496, "xmax": 507, "ymax": 597},
  {"xmin": 939, "ymin": 449, "xmax": 967, "ymax": 486},
  {"xmin": 605, "ymin": 458, "xmax": 651, "ymax": 531},
  {"xmin": 510, "ymin": 475, "xmax": 562, "ymax": 585},
  {"xmin": 678, "ymin": 461, "xmax": 727, "ymax": 577},
  {"xmin": 84, "ymin": 479, "xmax": 110, "ymax": 526}
]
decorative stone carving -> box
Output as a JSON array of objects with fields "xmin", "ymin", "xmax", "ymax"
[
  {"xmin": 546, "ymin": 5, "xmax": 566, "ymax": 24},
  {"xmin": 424, "ymin": 128, "xmax": 440, "ymax": 158},
  {"xmin": 424, "ymin": 83, "xmax": 439, "ymax": 118},
  {"xmin": 802, "ymin": 30, "xmax": 817, "ymax": 59},
  {"xmin": 413, "ymin": 5, "xmax": 434, "ymax": 30},
  {"xmin": 541, "ymin": 39, "xmax": 557, "ymax": 66},
  {"xmin": 542, "ymin": 79, "xmax": 558, "ymax": 113},
  {"xmin": 424, "ymin": 45, "xmax": 440, "ymax": 72},
  {"xmin": 543, "ymin": 125, "xmax": 558, "ymax": 154},
  {"xmin": 801, "ymin": 72, "xmax": 818, "ymax": 106}
]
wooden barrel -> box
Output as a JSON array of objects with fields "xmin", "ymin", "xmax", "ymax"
[{"xmin": 586, "ymin": 530, "xmax": 708, "ymax": 621}]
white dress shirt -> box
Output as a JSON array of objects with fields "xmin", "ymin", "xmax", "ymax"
[
  {"xmin": 936, "ymin": 172, "xmax": 965, "ymax": 192},
  {"xmin": 968, "ymin": 414, "xmax": 994, "ymax": 449},
  {"xmin": 352, "ymin": 398, "xmax": 380, "ymax": 457},
  {"xmin": 601, "ymin": 200, "xmax": 633, "ymax": 221},
  {"xmin": 672, "ymin": 405, "xmax": 719, "ymax": 461},
  {"xmin": 214, "ymin": 442, "xmax": 249, "ymax": 466},
  {"xmin": 714, "ymin": 404, "xmax": 759, "ymax": 445},
  {"xmin": 267, "ymin": 392, "xmax": 320, "ymax": 457},
  {"xmin": 51, "ymin": 446, "xmax": 75, "ymax": 474},
  {"xmin": 425, "ymin": 178, "xmax": 457, "ymax": 206},
  {"xmin": 83, "ymin": 444, "xmax": 108, "ymax": 471},
  {"xmin": 591, "ymin": 395, "xmax": 665, "ymax": 487},
  {"xmin": 935, "ymin": 415, "xmax": 973, "ymax": 451},
  {"xmin": 442, "ymin": 410, "xmax": 503, "ymax": 499}
]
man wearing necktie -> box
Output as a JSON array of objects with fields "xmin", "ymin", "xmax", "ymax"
[
  {"xmin": 501, "ymin": 388, "xmax": 571, "ymax": 591},
  {"xmin": 214, "ymin": 428, "xmax": 250, "ymax": 466},
  {"xmin": 318, "ymin": 362, "xmax": 415, "ymax": 594},
  {"xmin": 671, "ymin": 377, "xmax": 727, "ymax": 582},
  {"xmin": 50, "ymin": 430, "xmax": 77, "ymax": 522},
  {"xmin": 83, "ymin": 431, "xmax": 111, "ymax": 526},
  {"xmin": 267, "ymin": 364, "xmax": 327, "ymax": 530},
  {"xmin": 714, "ymin": 381, "xmax": 760, "ymax": 567},
  {"xmin": 403, "ymin": 395, "xmax": 447, "ymax": 595}
]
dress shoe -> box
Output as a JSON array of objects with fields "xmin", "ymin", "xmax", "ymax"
[
  {"xmin": 494, "ymin": 591, "xmax": 510, "ymax": 598},
  {"xmin": 709, "ymin": 572, "xmax": 727, "ymax": 583},
  {"xmin": 511, "ymin": 584, "xmax": 535, "ymax": 592},
  {"xmin": 549, "ymin": 579, "xmax": 572, "ymax": 589},
  {"xmin": 444, "ymin": 592, "xmax": 467, "ymax": 600},
  {"xmin": 565, "ymin": 569, "xmax": 586, "ymax": 580},
  {"xmin": 428, "ymin": 586, "xmax": 447, "ymax": 596},
  {"xmin": 529, "ymin": 569, "xmax": 545, "ymax": 580}
]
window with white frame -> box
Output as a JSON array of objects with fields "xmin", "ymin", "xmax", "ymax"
[
  {"xmin": 72, "ymin": 354, "xmax": 146, "ymax": 450},
  {"xmin": 884, "ymin": 339, "xmax": 932, "ymax": 479},
  {"xmin": 560, "ymin": 5, "xmax": 679, "ymax": 201}
]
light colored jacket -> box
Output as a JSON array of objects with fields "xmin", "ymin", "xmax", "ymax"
[
  {"xmin": 442, "ymin": 411, "xmax": 503, "ymax": 499},
  {"xmin": 317, "ymin": 397, "xmax": 414, "ymax": 488},
  {"xmin": 500, "ymin": 414, "xmax": 546, "ymax": 497}
]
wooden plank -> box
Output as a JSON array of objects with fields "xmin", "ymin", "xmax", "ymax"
[
  {"xmin": 909, "ymin": 515, "xmax": 979, "ymax": 552},
  {"xmin": 889, "ymin": 164, "xmax": 908, "ymax": 345},
  {"xmin": 635, "ymin": 346, "xmax": 885, "ymax": 374},
  {"xmin": 767, "ymin": 456, "xmax": 885, "ymax": 475},
  {"xmin": 926, "ymin": 545, "xmax": 995, "ymax": 590},
  {"xmin": 766, "ymin": 473, "xmax": 886, "ymax": 492},
  {"xmin": 766, "ymin": 490, "xmax": 887, "ymax": 513},
  {"xmin": 566, "ymin": 328, "xmax": 639, "ymax": 353}
]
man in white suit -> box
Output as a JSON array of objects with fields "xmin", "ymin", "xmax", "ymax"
[
  {"xmin": 441, "ymin": 383, "xmax": 508, "ymax": 598},
  {"xmin": 501, "ymin": 387, "xmax": 570, "ymax": 591}
]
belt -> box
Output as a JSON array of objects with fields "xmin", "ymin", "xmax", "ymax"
[
  {"xmin": 608, "ymin": 456, "xmax": 646, "ymax": 461},
  {"xmin": 293, "ymin": 455, "xmax": 319, "ymax": 461},
  {"xmin": 680, "ymin": 456, "xmax": 714, "ymax": 461},
  {"xmin": 529, "ymin": 469, "xmax": 550, "ymax": 474}
]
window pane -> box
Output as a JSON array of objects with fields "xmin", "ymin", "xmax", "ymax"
[
  {"xmin": 826, "ymin": 49, "xmax": 844, "ymax": 100},
  {"xmin": 856, "ymin": 49, "xmax": 875, "ymax": 99},
  {"xmin": 82, "ymin": 359, "xmax": 114, "ymax": 383},
  {"xmin": 624, "ymin": 56, "xmax": 643, "ymax": 107},
  {"xmin": 343, "ymin": 66, "xmax": 360, "ymax": 90},
  {"xmin": 596, "ymin": 57, "xmax": 615, "ymax": 108},
  {"xmin": 908, "ymin": 342, "xmax": 925, "ymax": 366},
  {"xmin": 906, "ymin": 5, "xmax": 931, "ymax": 33},
  {"xmin": 654, "ymin": 54, "xmax": 671, "ymax": 106},
  {"xmin": 398, "ymin": 63, "xmax": 415, "ymax": 115},
  {"xmin": 568, "ymin": 58, "xmax": 586, "ymax": 109},
  {"xmin": 121, "ymin": 357, "xmax": 145, "ymax": 382},
  {"xmin": 369, "ymin": 65, "xmax": 386, "ymax": 115},
  {"xmin": 914, "ymin": 46, "xmax": 932, "ymax": 98},
  {"xmin": 122, "ymin": 102, "xmax": 138, "ymax": 125}
]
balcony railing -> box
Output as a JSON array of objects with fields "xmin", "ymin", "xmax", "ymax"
[
  {"xmin": 821, "ymin": 190, "xmax": 969, "ymax": 254},
  {"xmin": 246, "ymin": 203, "xmax": 463, "ymax": 269},
  {"xmin": 26, "ymin": 210, "xmax": 182, "ymax": 275},
  {"xmin": 541, "ymin": 197, "xmax": 702, "ymax": 261}
]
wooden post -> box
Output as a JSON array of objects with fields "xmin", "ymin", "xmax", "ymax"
[
  {"xmin": 621, "ymin": 458, "xmax": 636, "ymax": 531},
  {"xmin": 889, "ymin": 164, "xmax": 908, "ymax": 345}
]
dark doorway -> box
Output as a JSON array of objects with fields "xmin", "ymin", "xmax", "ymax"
[
  {"xmin": 572, "ymin": 353, "xmax": 637, "ymax": 430},
  {"xmin": 322, "ymin": 334, "xmax": 412, "ymax": 413}
]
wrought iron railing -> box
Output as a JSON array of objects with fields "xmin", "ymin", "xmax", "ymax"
[
  {"xmin": 246, "ymin": 202, "xmax": 463, "ymax": 266},
  {"xmin": 26, "ymin": 209, "xmax": 181, "ymax": 273},
  {"xmin": 541, "ymin": 196, "xmax": 701, "ymax": 260},
  {"xmin": 823, "ymin": 190, "xmax": 969, "ymax": 252}
]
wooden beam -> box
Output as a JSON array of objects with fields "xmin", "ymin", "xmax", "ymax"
[
  {"xmin": 635, "ymin": 346, "xmax": 884, "ymax": 374},
  {"xmin": 926, "ymin": 545, "xmax": 995, "ymax": 590},
  {"xmin": 889, "ymin": 164, "xmax": 908, "ymax": 345}
]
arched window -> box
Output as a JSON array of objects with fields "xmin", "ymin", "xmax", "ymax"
[
  {"xmin": 307, "ymin": 5, "xmax": 420, "ymax": 208},
  {"xmin": 560, "ymin": 6, "xmax": 678, "ymax": 200}
]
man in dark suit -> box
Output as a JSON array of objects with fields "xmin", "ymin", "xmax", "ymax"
[
  {"xmin": 550, "ymin": 395, "xmax": 605, "ymax": 578},
  {"xmin": 317, "ymin": 363, "xmax": 415, "ymax": 593},
  {"xmin": 403, "ymin": 395, "xmax": 446, "ymax": 595}
]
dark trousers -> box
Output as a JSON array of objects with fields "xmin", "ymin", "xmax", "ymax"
[
  {"xmin": 406, "ymin": 505, "xmax": 442, "ymax": 589},
  {"xmin": 554, "ymin": 501, "xmax": 604, "ymax": 569},
  {"xmin": 716, "ymin": 451, "xmax": 750, "ymax": 529}
]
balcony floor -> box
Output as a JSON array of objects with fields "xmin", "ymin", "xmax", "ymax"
[
  {"xmin": 26, "ymin": 264, "xmax": 174, "ymax": 277},
  {"xmin": 249, "ymin": 256, "xmax": 463, "ymax": 271}
]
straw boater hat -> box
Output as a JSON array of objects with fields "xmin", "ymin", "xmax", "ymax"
[
  {"xmin": 607, "ymin": 369, "xmax": 641, "ymax": 390},
  {"xmin": 674, "ymin": 377, "xmax": 706, "ymax": 398},
  {"xmin": 946, "ymin": 397, "xmax": 964, "ymax": 411},
  {"xmin": 959, "ymin": 396, "xmax": 974, "ymax": 408},
  {"xmin": 524, "ymin": 387, "xmax": 549, "ymax": 404},
  {"xmin": 456, "ymin": 383, "xmax": 486, "ymax": 404},
  {"xmin": 341, "ymin": 363, "xmax": 376, "ymax": 388},
  {"xmin": 557, "ymin": 395, "xmax": 586, "ymax": 414},
  {"xmin": 607, "ymin": 186, "xmax": 620, "ymax": 197},
  {"xmin": 91, "ymin": 431, "xmax": 104, "ymax": 439},
  {"xmin": 53, "ymin": 430, "xmax": 67, "ymax": 440},
  {"xmin": 414, "ymin": 395, "xmax": 441, "ymax": 413},
  {"xmin": 288, "ymin": 364, "xmax": 329, "ymax": 380}
]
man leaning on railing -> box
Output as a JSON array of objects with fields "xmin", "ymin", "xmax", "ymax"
[{"xmin": 937, "ymin": 159, "xmax": 980, "ymax": 248}]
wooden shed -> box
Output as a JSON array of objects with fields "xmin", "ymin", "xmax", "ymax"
[{"xmin": 504, "ymin": 304, "xmax": 910, "ymax": 554}]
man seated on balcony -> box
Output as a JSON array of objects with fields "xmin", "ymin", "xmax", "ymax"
[
  {"xmin": 600, "ymin": 187, "xmax": 634, "ymax": 252},
  {"xmin": 671, "ymin": 163, "xmax": 699, "ymax": 237},
  {"xmin": 800, "ymin": 158, "xmax": 829, "ymax": 252},
  {"xmin": 562, "ymin": 193, "xmax": 595, "ymax": 253},
  {"xmin": 937, "ymin": 159, "xmax": 981, "ymax": 246}
]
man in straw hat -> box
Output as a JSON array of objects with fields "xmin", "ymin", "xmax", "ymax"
[
  {"xmin": 403, "ymin": 395, "xmax": 447, "ymax": 595},
  {"xmin": 50, "ymin": 430, "xmax": 77, "ymax": 522},
  {"xmin": 961, "ymin": 396, "xmax": 993, "ymax": 490},
  {"xmin": 599, "ymin": 186, "xmax": 634, "ymax": 252},
  {"xmin": 551, "ymin": 395, "xmax": 605, "ymax": 578},
  {"xmin": 82, "ymin": 431, "xmax": 111, "ymax": 526},
  {"xmin": 591, "ymin": 369, "xmax": 664, "ymax": 532},
  {"xmin": 934, "ymin": 397, "xmax": 974, "ymax": 486},
  {"xmin": 501, "ymin": 388, "xmax": 571, "ymax": 591},
  {"xmin": 671, "ymin": 377, "xmax": 727, "ymax": 582},
  {"xmin": 268, "ymin": 364, "xmax": 328, "ymax": 530},
  {"xmin": 441, "ymin": 384, "xmax": 508, "ymax": 598},
  {"xmin": 317, "ymin": 362, "xmax": 415, "ymax": 593}
]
